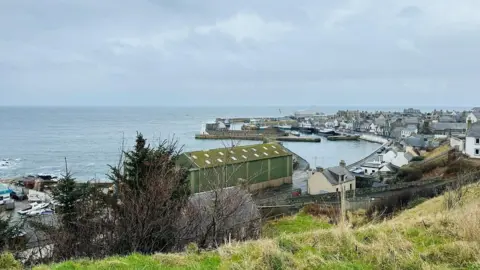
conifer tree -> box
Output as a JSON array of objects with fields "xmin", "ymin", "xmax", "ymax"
[{"xmin": 52, "ymin": 159, "xmax": 91, "ymax": 230}]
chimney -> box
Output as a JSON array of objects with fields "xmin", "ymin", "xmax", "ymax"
[{"xmin": 339, "ymin": 160, "xmax": 346, "ymax": 167}]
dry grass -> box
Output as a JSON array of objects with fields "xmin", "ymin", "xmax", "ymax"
[
  {"xmin": 30, "ymin": 183, "xmax": 480, "ymax": 269},
  {"xmin": 423, "ymin": 144, "xmax": 450, "ymax": 159}
]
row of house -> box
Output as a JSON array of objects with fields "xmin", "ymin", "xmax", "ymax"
[
  {"xmin": 326, "ymin": 107, "xmax": 480, "ymax": 139},
  {"xmin": 306, "ymin": 147, "xmax": 414, "ymax": 195}
]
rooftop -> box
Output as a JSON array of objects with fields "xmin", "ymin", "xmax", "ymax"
[
  {"xmin": 183, "ymin": 142, "xmax": 292, "ymax": 168},
  {"xmin": 467, "ymin": 123, "xmax": 480, "ymax": 137},
  {"xmin": 432, "ymin": 122, "xmax": 467, "ymax": 131},
  {"xmin": 320, "ymin": 165, "xmax": 355, "ymax": 185}
]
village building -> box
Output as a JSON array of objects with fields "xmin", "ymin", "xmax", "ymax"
[
  {"xmin": 465, "ymin": 123, "xmax": 480, "ymax": 159},
  {"xmin": 360, "ymin": 161, "xmax": 383, "ymax": 175},
  {"xmin": 178, "ymin": 142, "xmax": 293, "ymax": 193},
  {"xmin": 431, "ymin": 122, "xmax": 468, "ymax": 135},
  {"xmin": 307, "ymin": 160, "xmax": 356, "ymax": 195},
  {"xmin": 466, "ymin": 111, "xmax": 480, "ymax": 124},
  {"xmin": 401, "ymin": 125, "xmax": 418, "ymax": 138}
]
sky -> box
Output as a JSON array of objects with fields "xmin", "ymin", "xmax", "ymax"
[{"xmin": 1, "ymin": 0, "xmax": 480, "ymax": 107}]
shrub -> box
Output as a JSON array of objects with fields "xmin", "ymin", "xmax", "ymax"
[
  {"xmin": 444, "ymin": 159, "xmax": 477, "ymax": 176},
  {"xmin": 417, "ymin": 158, "xmax": 446, "ymax": 173},
  {"xmin": 411, "ymin": 156, "xmax": 425, "ymax": 162},
  {"xmin": 0, "ymin": 253, "xmax": 22, "ymax": 270},
  {"xmin": 397, "ymin": 167, "xmax": 423, "ymax": 182}
]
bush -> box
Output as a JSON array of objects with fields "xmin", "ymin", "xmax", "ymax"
[
  {"xmin": 411, "ymin": 156, "xmax": 425, "ymax": 162},
  {"xmin": 0, "ymin": 253, "xmax": 22, "ymax": 270},
  {"xmin": 445, "ymin": 159, "xmax": 477, "ymax": 176},
  {"xmin": 416, "ymin": 158, "xmax": 446, "ymax": 173},
  {"xmin": 397, "ymin": 167, "xmax": 423, "ymax": 182}
]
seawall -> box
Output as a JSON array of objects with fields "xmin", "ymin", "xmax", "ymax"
[
  {"xmin": 359, "ymin": 134, "xmax": 389, "ymax": 144},
  {"xmin": 346, "ymin": 139, "xmax": 391, "ymax": 170}
]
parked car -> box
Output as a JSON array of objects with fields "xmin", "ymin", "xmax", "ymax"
[
  {"xmin": 0, "ymin": 196, "xmax": 15, "ymax": 210},
  {"xmin": 10, "ymin": 190, "xmax": 28, "ymax": 201}
]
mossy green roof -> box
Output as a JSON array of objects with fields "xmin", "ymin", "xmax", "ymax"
[{"xmin": 183, "ymin": 142, "xmax": 292, "ymax": 169}]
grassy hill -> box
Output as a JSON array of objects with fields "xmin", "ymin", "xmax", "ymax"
[{"xmin": 5, "ymin": 183, "xmax": 480, "ymax": 269}]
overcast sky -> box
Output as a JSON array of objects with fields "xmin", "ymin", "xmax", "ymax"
[{"xmin": 1, "ymin": 0, "xmax": 479, "ymax": 107}]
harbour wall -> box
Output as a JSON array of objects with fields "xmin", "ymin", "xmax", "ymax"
[
  {"xmin": 346, "ymin": 139, "xmax": 391, "ymax": 170},
  {"xmin": 359, "ymin": 134, "xmax": 389, "ymax": 144}
]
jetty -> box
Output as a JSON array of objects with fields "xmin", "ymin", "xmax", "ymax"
[
  {"xmin": 195, "ymin": 134, "xmax": 321, "ymax": 143},
  {"xmin": 326, "ymin": 135, "xmax": 359, "ymax": 141}
]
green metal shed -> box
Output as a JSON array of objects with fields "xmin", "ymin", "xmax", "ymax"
[{"xmin": 179, "ymin": 142, "xmax": 293, "ymax": 193}]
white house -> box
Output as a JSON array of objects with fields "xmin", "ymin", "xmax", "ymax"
[
  {"xmin": 450, "ymin": 136, "xmax": 465, "ymax": 152},
  {"xmin": 360, "ymin": 161, "xmax": 383, "ymax": 175},
  {"xmin": 466, "ymin": 112, "xmax": 480, "ymax": 124},
  {"xmin": 379, "ymin": 150, "xmax": 397, "ymax": 163},
  {"xmin": 401, "ymin": 125, "xmax": 418, "ymax": 138},
  {"xmin": 307, "ymin": 160, "xmax": 356, "ymax": 195},
  {"xmin": 465, "ymin": 124, "xmax": 480, "ymax": 158},
  {"xmin": 391, "ymin": 152, "xmax": 411, "ymax": 167}
]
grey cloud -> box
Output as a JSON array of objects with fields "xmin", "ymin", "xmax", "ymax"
[
  {"xmin": 1, "ymin": 0, "xmax": 480, "ymax": 106},
  {"xmin": 398, "ymin": 6, "xmax": 423, "ymax": 18}
]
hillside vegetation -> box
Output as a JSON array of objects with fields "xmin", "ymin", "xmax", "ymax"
[{"xmin": 22, "ymin": 182, "xmax": 480, "ymax": 269}]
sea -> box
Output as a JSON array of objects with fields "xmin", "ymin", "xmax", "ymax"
[{"xmin": 0, "ymin": 105, "xmax": 465, "ymax": 182}]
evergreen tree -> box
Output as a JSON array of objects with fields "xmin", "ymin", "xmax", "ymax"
[
  {"xmin": 52, "ymin": 160, "xmax": 91, "ymax": 231},
  {"xmin": 107, "ymin": 132, "xmax": 191, "ymax": 253}
]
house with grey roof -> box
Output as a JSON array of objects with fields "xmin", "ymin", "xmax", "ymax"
[
  {"xmin": 404, "ymin": 117, "xmax": 420, "ymax": 125},
  {"xmin": 465, "ymin": 123, "xmax": 480, "ymax": 159},
  {"xmin": 401, "ymin": 125, "xmax": 418, "ymax": 138},
  {"xmin": 390, "ymin": 126, "xmax": 404, "ymax": 139},
  {"xmin": 438, "ymin": 116, "xmax": 456, "ymax": 123},
  {"xmin": 467, "ymin": 112, "xmax": 480, "ymax": 124},
  {"xmin": 431, "ymin": 122, "xmax": 468, "ymax": 135},
  {"xmin": 307, "ymin": 160, "xmax": 356, "ymax": 195}
]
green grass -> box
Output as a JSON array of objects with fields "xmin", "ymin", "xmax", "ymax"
[
  {"xmin": 35, "ymin": 253, "xmax": 221, "ymax": 270},
  {"xmin": 262, "ymin": 212, "xmax": 333, "ymax": 238},
  {"xmin": 20, "ymin": 184, "xmax": 480, "ymax": 269}
]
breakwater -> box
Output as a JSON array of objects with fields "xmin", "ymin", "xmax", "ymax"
[{"xmin": 195, "ymin": 134, "xmax": 321, "ymax": 143}]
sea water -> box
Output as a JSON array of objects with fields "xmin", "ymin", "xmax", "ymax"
[{"xmin": 0, "ymin": 106, "xmax": 382, "ymax": 181}]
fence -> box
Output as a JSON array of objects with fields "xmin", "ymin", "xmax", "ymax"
[{"xmin": 286, "ymin": 177, "xmax": 444, "ymax": 205}]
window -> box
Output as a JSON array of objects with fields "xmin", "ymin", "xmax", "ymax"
[
  {"xmin": 336, "ymin": 188, "xmax": 339, "ymax": 192},
  {"xmin": 364, "ymin": 169, "xmax": 368, "ymax": 173},
  {"xmin": 372, "ymin": 170, "xmax": 376, "ymax": 173},
  {"xmin": 476, "ymin": 149, "xmax": 480, "ymax": 155},
  {"xmin": 476, "ymin": 138, "xmax": 480, "ymax": 144},
  {"xmin": 350, "ymin": 184, "xmax": 353, "ymax": 190},
  {"xmin": 341, "ymin": 175, "xmax": 345, "ymax": 181}
]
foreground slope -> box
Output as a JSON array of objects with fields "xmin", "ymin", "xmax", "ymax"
[{"xmin": 33, "ymin": 184, "xmax": 480, "ymax": 269}]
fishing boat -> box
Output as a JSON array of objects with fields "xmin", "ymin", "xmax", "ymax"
[
  {"xmin": 290, "ymin": 131, "xmax": 301, "ymax": 137},
  {"xmin": 277, "ymin": 124, "xmax": 292, "ymax": 130},
  {"xmin": 316, "ymin": 128, "xmax": 338, "ymax": 136}
]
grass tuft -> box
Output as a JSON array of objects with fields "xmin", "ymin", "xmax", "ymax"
[{"xmin": 24, "ymin": 183, "xmax": 480, "ymax": 269}]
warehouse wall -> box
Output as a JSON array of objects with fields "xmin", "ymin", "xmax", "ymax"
[{"xmin": 187, "ymin": 155, "xmax": 294, "ymax": 193}]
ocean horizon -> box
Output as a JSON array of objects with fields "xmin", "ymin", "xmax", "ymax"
[{"xmin": 0, "ymin": 105, "xmax": 470, "ymax": 183}]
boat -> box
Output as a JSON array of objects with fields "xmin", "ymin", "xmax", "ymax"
[
  {"xmin": 277, "ymin": 125, "xmax": 292, "ymax": 130},
  {"xmin": 17, "ymin": 202, "xmax": 50, "ymax": 215},
  {"xmin": 299, "ymin": 122, "xmax": 315, "ymax": 134},
  {"xmin": 291, "ymin": 131, "xmax": 300, "ymax": 137},
  {"xmin": 27, "ymin": 208, "xmax": 54, "ymax": 216},
  {"xmin": 316, "ymin": 128, "xmax": 339, "ymax": 136}
]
